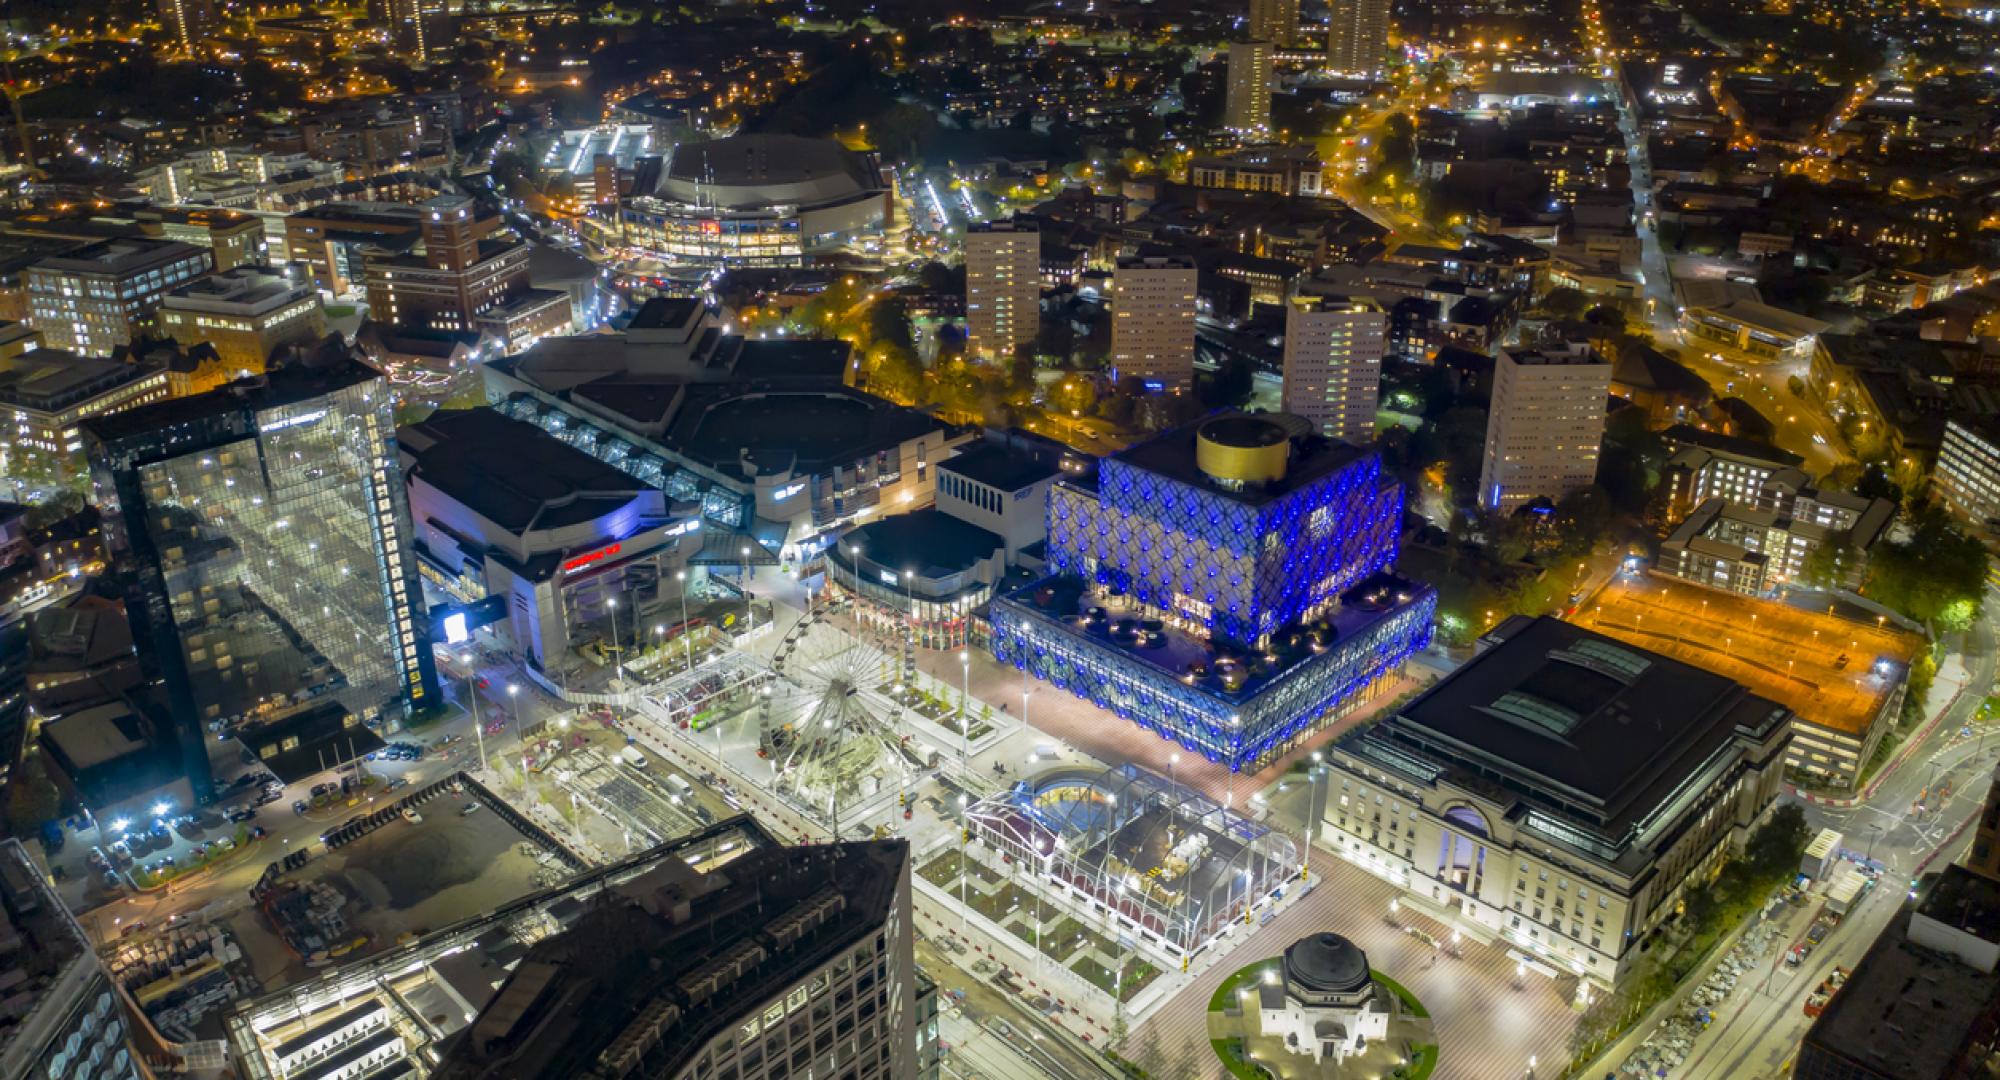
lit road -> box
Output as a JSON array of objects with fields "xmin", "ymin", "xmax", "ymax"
[
  {"xmin": 1675, "ymin": 349, "xmax": 1848, "ymax": 477},
  {"xmin": 1573, "ymin": 595, "xmax": 2000, "ymax": 1078}
]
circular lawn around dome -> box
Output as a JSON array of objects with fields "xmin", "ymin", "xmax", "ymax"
[{"xmin": 1205, "ymin": 957, "xmax": 1437, "ymax": 1079}]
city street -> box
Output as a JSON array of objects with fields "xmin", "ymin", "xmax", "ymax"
[{"xmin": 1573, "ymin": 597, "xmax": 2000, "ymax": 1078}]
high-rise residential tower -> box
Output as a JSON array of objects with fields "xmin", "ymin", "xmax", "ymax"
[
  {"xmin": 386, "ymin": 0, "xmax": 454, "ymax": 61},
  {"xmin": 964, "ymin": 218, "xmax": 1041, "ymax": 359},
  {"xmin": 1281, "ymin": 294, "xmax": 1386, "ymax": 444},
  {"xmin": 1225, "ymin": 41, "xmax": 1274, "ymax": 134},
  {"xmin": 1110, "ymin": 255, "xmax": 1198, "ymax": 393},
  {"xmin": 1248, "ymin": 0, "xmax": 1298, "ymax": 46},
  {"xmin": 1477, "ymin": 344, "xmax": 1611, "ymax": 514},
  {"xmin": 83, "ymin": 348, "xmax": 438, "ymax": 799},
  {"xmin": 1328, "ymin": 0, "xmax": 1390, "ymax": 78},
  {"xmin": 156, "ymin": 0, "xmax": 216, "ymax": 54}
]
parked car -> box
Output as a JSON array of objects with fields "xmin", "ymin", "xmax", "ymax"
[{"xmin": 459, "ymin": 802, "xmax": 481, "ymax": 816}]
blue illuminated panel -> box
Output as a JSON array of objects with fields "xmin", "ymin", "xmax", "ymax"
[
  {"xmin": 1050, "ymin": 454, "xmax": 1402, "ymax": 643},
  {"xmin": 1006, "ymin": 425, "xmax": 1432, "ymax": 771},
  {"xmin": 991, "ymin": 589, "xmax": 1435, "ymax": 772}
]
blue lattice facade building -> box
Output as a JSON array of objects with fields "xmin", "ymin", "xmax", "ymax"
[{"xmin": 990, "ymin": 415, "xmax": 1435, "ymax": 772}]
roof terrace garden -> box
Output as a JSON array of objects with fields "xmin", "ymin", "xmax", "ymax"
[{"xmin": 1004, "ymin": 569, "xmax": 1429, "ymax": 704}]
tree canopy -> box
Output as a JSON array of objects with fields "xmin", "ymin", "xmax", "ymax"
[{"xmin": 1864, "ymin": 507, "xmax": 1989, "ymax": 634}]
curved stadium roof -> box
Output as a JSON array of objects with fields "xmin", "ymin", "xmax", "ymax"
[{"xmin": 655, "ymin": 134, "xmax": 881, "ymax": 210}]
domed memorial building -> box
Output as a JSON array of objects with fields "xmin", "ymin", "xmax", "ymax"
[{"xmin": 1254, "ymin": 933, "xmax": 1391, "ymax": 1065}]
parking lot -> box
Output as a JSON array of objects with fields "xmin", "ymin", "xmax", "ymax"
[{"xmin": 1580, "ymin": 577, "xmax": 1922, "ymax": 740}]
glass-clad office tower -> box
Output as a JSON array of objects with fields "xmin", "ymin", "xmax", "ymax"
[{"xmin": 83, "ymin": 349, "xmax": 437, "ymax": 799}]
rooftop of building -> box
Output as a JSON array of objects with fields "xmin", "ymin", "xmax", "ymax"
[
  {"xmin": 1577, "ymin": 576, "xmax": 1920, "ymax": 737},
  {"xmin": 40, "ymin": 700, "xmax": 149, "ymax": 771},
  {"xmin": 1660, "ymin": 423, "xmax": 1804, "ymax": 468},
  {"xmin": 1611, "ymin": 345, "xmax": 1711, "ymax": 400},
  {"xmin": 399, "ymin": 408, "xmax": 658, "ymax": 535},
  {"xmin": 837, "ymin": 507, "xmax": 1004, "ymax": 582},
  {"xmin": 1190, "ymin": 143, "xmax": 1322, "ymax": 168},
  {"xmin": 431, "ymin": 838, "xmax": 907, "ymax": 1080},
  {"xmin": 939, "ymin": 444, "xmax": 1059, "ymax": 492},
  {"xmin": 1669, "ymin": 493, "xmax": 1896, "ymax": 553},
  {"xmin": 1806, "ymin": 866, "xmax": 2000, "ymax": 1077},
  {"xmin": 1922, "ymin": 862, "xmax": 2000, "ymax": 943},
  {"xmin": 999, "ymin": 571, "xmax": 1429, "ymax": 704},
  {"xmin": 1817, "ymin": 332, "xmax": 1954, "ymax": 374},
  {"xmin": 28, "ymin": 236, "xmax": 206, "ymax": 276},
  {"xmin": 1688, "ymin": 297, "xmax": 1831, "ymax": 340},
  {"xmin": 161, "ymin": 265, "xmax": 313, "ymax": 314},
  {"xmin": 666, "ymin": 384, "xmax": 948, "ymax": 479},
  {"xmin": 80, "ymin": 339, "xmax": 374, "ymax": 446},
  {"xmin": 0, "ymin": 348, "xmax": 160, "ymax": 412},
  {"xmin": 629, "ymin": 296, "xmax": 704, "ymax": 331},
  {"xmin": 1502, "ymin": 344, "xmax": 1609, "ymax": 367},
  {"xmin": 1376, "ymin": 614, "xmax": 1790, "ymax": 838},
  {"xmin": 28, "ymin": 595, "xmax": 135, "ymax": 672},
  {"xmin": 655, "ymin": 134, "xmax": 882, "ymax": 210},
  {"xmin": 1106, "ymin": 413, "xmax": 1371, "ymax": 510},
  {"xmin": 287, "ymin": 201, "xmax": 427, "ymax": 226},
  {"xmin": 497, "ymin": 315, "xmax": 847, "ymax": 396}
]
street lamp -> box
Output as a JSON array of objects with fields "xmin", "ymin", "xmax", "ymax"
[
  {"xmin": 959, "ymin": 650, "xmax": 972, "ymax": 771},
  {"xmin": 957, "ymin": 794, "xmax": 970, "ymax": 935},
  {"xmin": 606, "ymin": 596, "xmax": 622, "ymax": 681},
  {"xmin": 903, "ymin": 568, "xmax": 916, "ymax": 661},
  {"xmin": 460, "ymin": 652, "xmax": 488, "ymax": 772},
  {"xmin": 506, "ymin": 683, "xmax": 522, "ymax": 786},
  {"xmin": 675, "ymin": 570, "xmax": 693, "ymax": 672},
  {"xmin": 740, "ymin": 545, "xmax": 753, "ymax": 632}
]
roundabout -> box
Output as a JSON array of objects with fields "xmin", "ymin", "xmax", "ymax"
[{"xmin": 1207, "ymin": 934, "xmax": 1438, "ymax": 1080}]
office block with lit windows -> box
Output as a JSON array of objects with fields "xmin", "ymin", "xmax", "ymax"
[{"xmin": 82, "ymin": 346, "xmax": 438, "ymax": 800}]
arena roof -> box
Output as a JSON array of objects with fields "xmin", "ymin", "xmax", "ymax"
[
  {"xmin": 655, "ymin": 134, "xmax": 884, "ymax": 210},
  {"xmin": 399, "ymin": 408, "xmax": 654, "ymax": 535},
  {"xmin": 664, "ymin": 385, "xmax": 948, "ymax": 479}
]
